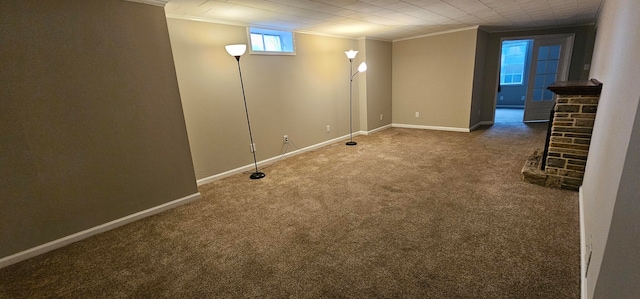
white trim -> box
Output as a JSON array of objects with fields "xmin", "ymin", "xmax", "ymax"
[
  {"xmin": 392, "ymin": 123, "xmax": 470, "ymax": 132},
  {"xmin": 393, "ymin": 26, "xmax": 479, "ymax": 42},
  {"xmin": 125, "ymin": 0, "xmax": 168, "ymax": 7},
  {"xmin": 580, "ymin": 186, "xmax": 588, "ymax": 299},
  {"xmin": 197, "ymin": 132, "xmax": 364, "ymax": 186},
  {"xmin": 0, "ymin": 193, "xmax": 201, "ymax": 269},
  {"xmin": 362, "ymin": 124, "xmax": 392, "ymax": 136},
  {"xmin": 470, "ymin": 121, "xmax": 494, "ymax": 131},
  {"xmin": 197, "ymin": 126, "xmax": 393, "ymax": 186}
]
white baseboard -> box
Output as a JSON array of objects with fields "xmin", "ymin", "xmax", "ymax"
[
  {"xmin": 392, "ymin": 123, "xmax": 471, "ymax": 132},
  {"xmin": 580, "ymin": 186, "xmax": 587, "ymax": 299},
  {"xmin": 197, "ymin": 132, "xmax": 362, "ymax": 186},
  {"xmin": 470, "ymin": 121, "xmax": 494, "ymax": 131},
  {"xmin": 361, "ymin": 124, "xmax": 392, "ymax": 136},
  {"xmin": 197, "ymin": 126, "xmax": 394, "ymax": 186},
  {"xmin": 0, "ymin": 192, "xmax": 201, "ymax": 269}
]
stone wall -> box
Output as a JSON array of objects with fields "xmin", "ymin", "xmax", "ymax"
[{"xmin": 544, "ymin": 95, "xmax": 599, "ymax": 190}]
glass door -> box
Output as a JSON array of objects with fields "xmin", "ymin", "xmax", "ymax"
[{"xmin": 523, "ymin": 35, "xmax": 574, "ymax": 122}]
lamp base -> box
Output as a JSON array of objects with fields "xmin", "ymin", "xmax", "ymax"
[
  {"xmin": 250, "ymin": 172, "xmax": 266, "ymax": 180},
  {"xmin": 346, "ymin": 141, "xmax": 357, "ymax": 146}
]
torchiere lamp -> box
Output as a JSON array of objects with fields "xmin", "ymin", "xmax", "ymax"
[
  {"xmin": 345, "ymin": 50, "xmax": 367, "ymax": 146},
  {"xmin": 225, "ymin": 44, "xmax": 265, "ymax": 179}
]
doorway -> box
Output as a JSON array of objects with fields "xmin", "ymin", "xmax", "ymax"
[
  {"xmin": 495, "ymin": 39, "xmax": 531, "ymax": 123},
  {"xmin": 495, "ymin": 34, "xmax": 575, "ymax": 123}
]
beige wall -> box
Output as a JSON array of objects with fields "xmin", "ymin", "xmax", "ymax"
[
  {"xmin": 0, "ymin": 1, "xmax": 197, "ymax": 258},
  {"xmin": 358, "ymin": 39, "xmax": 368, "ymax": 133},
  {"xmin": 364, "ymin": 39, "xmax": 393, "ymax": 131},
  {"xmin": 392, "ymin": 29, "xmax": 478, "ymax": 130},
  {"xmin": 582, "ymin": 0, "xmax": 640, "ymax": 297},
  {"xmin": 167, "ymin": 19, "xmax": 365, "ymax": 180}
]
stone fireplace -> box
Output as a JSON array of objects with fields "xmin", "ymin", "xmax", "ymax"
[{"xmin": 522, "ymin": 79, "xmax": 602, "ymax": 190}]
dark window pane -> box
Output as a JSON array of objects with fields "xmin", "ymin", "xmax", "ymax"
[
  {"xmin": 547, "ymin": 59, "xmax": 559, "ymax": 73},
  {"xmin": 533, "ymin": 89, "xmax": 543, "ymax": 101},
  {"xmin": 543, "ymin": 90, "xmax": 555, "ymax": 101},
  {"xmin": 538, "ymin": 46, "xmax": 549, "ymax": 60},
  {"xmin": 537, "ymin": 61, "xmax": 547, "ymax": 74},
  {"xmin": 549, "ymin": 45, "xmax": 561, "ymax": 59}
]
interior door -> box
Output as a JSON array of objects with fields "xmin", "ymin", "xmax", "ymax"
[{"xmin": 523, "ymin": 36, "xmax": 574, "ymax": 122}]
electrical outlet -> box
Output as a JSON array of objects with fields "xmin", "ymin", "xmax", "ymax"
[
  {"xmin": 380, "ymin": 114, "xmax": 383, "ymax": 120},
  {"xmin": 415, "ymin": 112, "xmax": 420, "ymax": 118},
  {"xmin": 326, "ymin": 125, "xmax": 330, "ymax": 133},
  {"xmin": 283, "ymin": 135, "xmax": 289, "ymax": 143},
  {"xmin": 250, "ymin": 143, "xmax": 255, "ymax": 153}
]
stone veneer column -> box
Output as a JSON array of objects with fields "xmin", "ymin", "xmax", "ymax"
[{"xmin": 545, "ymin": 79, "xmax": 602, "ymax": 190}]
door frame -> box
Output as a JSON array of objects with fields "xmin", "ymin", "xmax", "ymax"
[{"xmin": 492, "ymin": 33, "xmax": 575, "ymax": 123}]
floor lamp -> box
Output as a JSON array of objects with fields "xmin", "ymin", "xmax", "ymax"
[
  {"xmin": 345, "ymin": 50, "xmax": 367, "ymax": 146},
  {"xmin": 225, "ymin": 44, "xmax": 265, "ymax": 180}
]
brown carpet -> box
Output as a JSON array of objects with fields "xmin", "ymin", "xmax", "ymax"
[{"xmin": 0, "ymin": 122, "xmax": 580, "ymax": 298}]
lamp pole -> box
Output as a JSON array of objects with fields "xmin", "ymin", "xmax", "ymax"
[
  {"xmin": 226, "ymin": 44, "xmax": 265, "ymax": 180},
  {"xmin": 344, "ymin": 50, "xmax": 367, "ymax": 146},
  {"xmin": 347, "ymin": 56, "xmax": 356, "ymax": 146}
]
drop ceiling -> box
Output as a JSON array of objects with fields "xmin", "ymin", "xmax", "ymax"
[{"xmin": 163, "ymin": 0, "xmax": 603, "ymax": 41}]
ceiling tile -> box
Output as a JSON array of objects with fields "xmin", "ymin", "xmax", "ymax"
[{"xmin": 165, "ymin": 0, "xmax": 603, "ymax": 41}]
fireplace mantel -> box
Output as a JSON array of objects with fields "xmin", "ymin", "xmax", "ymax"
[{"xmin": 547, "ymin": 79, "xmax": 602, "ymax": 95}]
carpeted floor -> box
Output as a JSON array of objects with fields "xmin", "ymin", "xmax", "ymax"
[{"xmin": 0, "ymin": 121, "xmax": 580, "ymax": 298}]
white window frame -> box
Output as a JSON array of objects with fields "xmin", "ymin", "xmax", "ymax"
[{"xmin": 247, "ymin": 27, "xmax": 296, "ymax": 55}]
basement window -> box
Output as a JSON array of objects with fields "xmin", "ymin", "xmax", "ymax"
[
  {"xmin": 248, "ymin": 27, "xmax": 295, "ymax": 55},
  {"xmin": 500, "ymin": 40, "xmax": 530, "ymax": 85}
]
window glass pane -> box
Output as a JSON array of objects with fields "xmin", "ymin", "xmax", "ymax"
[
  {"xmin": 513, "ymin": 74, "xmax": 522, "ymax": 83},
  {"xmin": 537, "ymin": 61, "xmax": 547, "ymax": 74},
  {"xmin": 543, "ymin": 90, "xmax": 555, "ymax": 101},
  {"xmin": 250, "ymin": 33, "xmax": 264, "ymax": 51},
  {"xmin": 249, "ymin": 27, "xmax": 295, "ymax": 54},
  {"xmin": 513, "ymin": 65, "xmax": 523, "ymax": 73},
  {"xmin": 533, "ymin": 89, "xmax": 543, "ymax": 101},
  {"xmin": 545, "ymin": 74, "xmax": 557, "ymax": 86},
  {"xmin": 538, "ymin": 46, "xmax": 549, "ymax": 60},
  {"xmin": 547, "ymin": 59, "xmax": 559, "ymax": 73},
  {"xmin": 505, "ymin": 75, "xmax": 513, "ymax": 83},
  {"xmin": 549, "ymin": 46, "xmax": 561, "ymax": 59},
  {"xmin": 263, "ymin": 35, "xmax": 281, "ymax": 51},
  {"xmin": 535, "ymin": 75, "xmax": 546, "ymax": 88}
]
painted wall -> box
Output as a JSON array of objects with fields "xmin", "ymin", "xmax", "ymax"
[
  {"xmin": 470, "ymin": 29, "xmax": 489, "ymax": 127},
  {"xmin": 363, "ymin": 39, "xmax": 393, "ymax": 131},
  {"xmin": 167, "ymin": 19, "xmax": 364, "ymax": 180},
  {"xmin": 393, "ymin": 29, "xmax": 478, "ymax": 130},
  {"xmin": 479, "ymin": 25, "xmax": 596, "ymax": 122},
  {"xmin": 358, "ymin": 39, "xmax": 368, "ymax": 133},
  {"xmin": 582, "ymin": 0, "xmax": 640, "ymax": 297},
  {"xmin": 0, "ymin": 1, "xmax": 198, "ymax": 259}
]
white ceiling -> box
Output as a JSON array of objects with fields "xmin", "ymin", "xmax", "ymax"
[{"xmin": 163, "ymin": 0, "xmax": 603, "ymax": 41}]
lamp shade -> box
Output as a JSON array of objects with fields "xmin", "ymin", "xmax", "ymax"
[
  {"xmin": 358, "ymin": 62, "xmax": 367, "ymax": 72},
  {"xmin": 345, "ymin": 50, "xmax": 358, "ymax": 59},
  {"xmin": 225, "ymin": 44, "xmax": 247, "ymax": 57}
]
